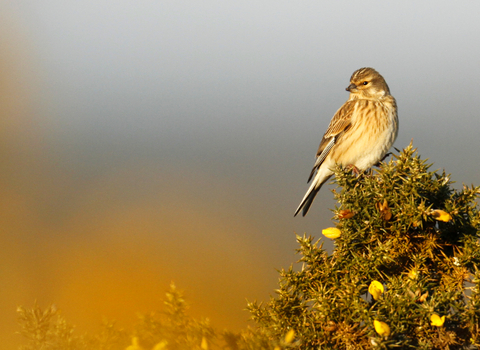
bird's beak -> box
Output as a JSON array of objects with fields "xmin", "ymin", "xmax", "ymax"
[{"xmin": 346, "ymin": 83, "xmax": 358, "ymax": 92}]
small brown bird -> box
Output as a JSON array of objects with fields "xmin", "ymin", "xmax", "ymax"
[{"xmin": 294, "ymin": 67, "xmax": 398, "ymax": 217}]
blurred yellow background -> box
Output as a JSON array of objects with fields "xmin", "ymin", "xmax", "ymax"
[{"xmin": 0, "ymin": 10, "xmax": 285, "ymax": 347}]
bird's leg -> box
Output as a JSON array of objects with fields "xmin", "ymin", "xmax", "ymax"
[
  {"xmin": 345, "ymin": 164, "xmax": 360, "ymax": 176},
  {"xmin": 374, "ymin": 152, "xmax": 392, "ymax": 167}
]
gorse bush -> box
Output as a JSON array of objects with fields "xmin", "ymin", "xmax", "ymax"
[
  {"xmin": 17, "ymin": 145, "xmax": 480, "ymax": 349},
  {"xmin": 248, "ymin": 144, "xmax": 480, "ymax": 349}
]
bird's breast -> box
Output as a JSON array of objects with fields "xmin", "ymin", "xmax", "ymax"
[{"xmin": 329, "ymin": 98, "xmax": 398, "ymax": 170}]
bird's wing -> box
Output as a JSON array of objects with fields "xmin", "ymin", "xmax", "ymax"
[{"xmin": 307, "ymin": 101, "xmax": 355, "ymax": 182}]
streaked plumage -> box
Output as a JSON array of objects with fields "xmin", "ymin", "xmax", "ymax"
[{"xmin": 294, "ymin": 67, "xmax": 398, "ymax": 217}]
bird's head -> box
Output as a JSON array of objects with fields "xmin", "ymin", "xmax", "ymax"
[{"xmin": 346, "ymin": 67, "xmax": 390, "ymax": 99}]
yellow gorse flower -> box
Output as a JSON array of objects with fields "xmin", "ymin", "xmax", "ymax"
[
  {"xmin": 322, "ymin": 227, "xmax": 341, "ymax": 239},
  {"xmin": 408, "ymin": 268, "xmax": 418, "ymax": 280},
  {"xmin": 200, "ymin": 337, "xmax": 208, "ymax": 350},
  {"xmin": 430, "ymin": 313, "xmax": 445, "ymax": 327},
  {"xmin": 368, "ymin": 281, "xmax": 384, "ymax": 300},
  {"xmin": 284, "ymin": 329, "xmax": 295, "ymax": 344},
  {"xmin": 373, "ymin": 320, "xmax": 391, "ymax": 337},
  {"xmin": 430, "ymin": 209, "xmax": 452, "ymax": 222},
  {"xmin": 152, "ymin": 340, "xmax": 168, "ymax": 350},
  {"xmin": 125, "ymin": 337, "xmax": 144, "ymax": 350}
]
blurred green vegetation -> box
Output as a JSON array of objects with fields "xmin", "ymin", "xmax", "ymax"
[
  {"xmin": 16, "ymin": 283, "xmax": 279, "ymax": 350},
  {"xmin": 17, "ymin": 145, "xmax": 480, "ymax": 349}
]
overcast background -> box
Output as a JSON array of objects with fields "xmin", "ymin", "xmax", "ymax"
[{"xmin": 1, "ymin": 1, "xmax": 480, "ymax": 348}]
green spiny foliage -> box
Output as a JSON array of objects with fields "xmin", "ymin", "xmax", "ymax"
[
  {"xmin": 133, "ymin": 282, "xmax": 216, "ymax": 349},
  {"xmin": 247, "ymin": 144, "xmax": 480, "ymax": 349},
  {"xmin": 16, "ymin": 302, "xmax": 117, "ymax": 350}
]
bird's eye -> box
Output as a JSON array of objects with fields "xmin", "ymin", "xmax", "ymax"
[{"xmin": 363, "ymin": 81, "xmax": 369, "ymax": 85}]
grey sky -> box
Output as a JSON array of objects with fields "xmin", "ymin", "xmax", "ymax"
[
  {"xmin": 15, "ymin": 0, "xmax": 479, "ymax": 177},
  {"xmin": 19, "ymin": 0, "xmax": 478, "ymax": 223}
]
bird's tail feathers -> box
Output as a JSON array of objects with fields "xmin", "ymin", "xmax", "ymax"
[
  {"xmin": 294, "ymin": 167, "xmax": 333, "ymax": 217},
  {"xmin": 294, "ymin": 180, "xmax": 322, "ymax": 217}
]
